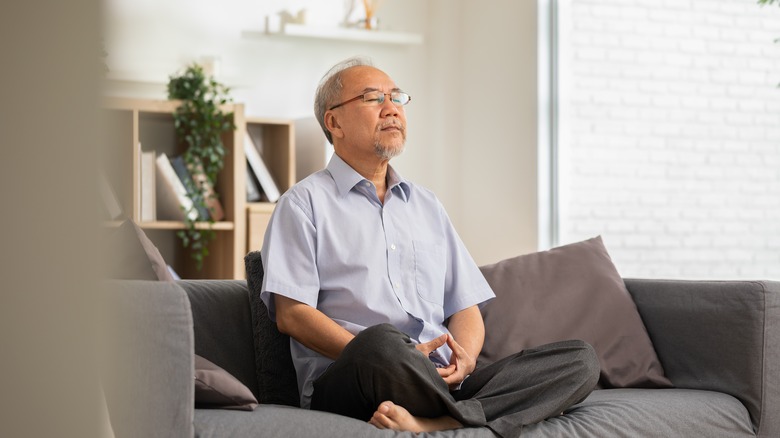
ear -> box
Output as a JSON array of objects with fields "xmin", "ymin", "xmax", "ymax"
[{"xmin": 325, "ymin": 111, "xmax": 344, "ymax": 140}]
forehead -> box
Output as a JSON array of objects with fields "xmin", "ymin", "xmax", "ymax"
[{"xmin": 340, "ymin": 66, "xmax": 398, "ymax": 93}]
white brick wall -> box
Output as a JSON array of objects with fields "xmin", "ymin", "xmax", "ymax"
[{"xmin": 558, "ymin": 0, "xmax": 780, "ymax": 280}]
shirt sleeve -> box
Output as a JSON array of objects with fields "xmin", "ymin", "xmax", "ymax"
[{"xmin": 260, "ymin": 193, "xmax": 320, "ymax": 321}]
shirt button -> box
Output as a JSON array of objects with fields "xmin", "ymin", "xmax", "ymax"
[
  {"xmin": 364, "ymin": 181, "xmax": 371, "ymax": 187},
  {"xmin": 390, "ymin": 244, "xmax": 396, "ymax": 250},
  {"xmin": 394, "ymin": 282, "xmax": 401, "ymax": 289}
]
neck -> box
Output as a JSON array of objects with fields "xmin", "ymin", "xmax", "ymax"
[{"xmin": 337, "ymin": 152, "xmax": 390, "ymax": 202}]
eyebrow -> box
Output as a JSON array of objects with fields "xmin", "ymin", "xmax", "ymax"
[{"xmin": 359, "ymin": 87, "xmax": 403, "ymax": 93}]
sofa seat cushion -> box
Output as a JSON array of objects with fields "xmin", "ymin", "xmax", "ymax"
[
  {"xmin": 522, "ymin": 388, "xmax": 755, "ymax": 438},
  {"xmin": 194, "ymin": 405, "xmax": 497, "ymax": 438},
  {"xmin": 194, "ymin": 389, "xmax": 754, "ymax": 438}
]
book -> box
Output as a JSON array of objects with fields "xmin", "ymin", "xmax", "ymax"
[
  {"xmin": 244, "ymin": 132, "xmax": 280, "ymax": 202},
  {"xmin": 246, "ymin": 163, "xmax": 262, "ymax": 202},
  {"xmin": 140, "ymin": 150, "xmax": 156, "ymax": 221},
  {"xmin": 155, "ymin": 152, "xmax": 199, "ymax": 222},
  {"xmin": 186, "ymin": 156, "xmax": 224, "ymax": 221},
  {"xmin": 99, "ymin": 169, "xmax": 123, "ymax": 220},
  {"xmin": 170, "ymin": 155, "xmax": 211, "ymax": 221}
]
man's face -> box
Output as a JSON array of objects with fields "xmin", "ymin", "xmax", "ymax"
[{"xmin": 326, "ymin": 66, "xmax": 407, "ymax": 161}]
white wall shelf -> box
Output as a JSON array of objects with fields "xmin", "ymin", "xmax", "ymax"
[{"xmin": 242, "ymin": 23, "xmax": 423, "ymax": 45}]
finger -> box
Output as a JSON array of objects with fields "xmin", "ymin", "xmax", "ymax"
[
  {"xmin": 445, "ymin": 340, "xmax": 462, "ymax": 367},
  {"xmin": 436, "ymin": 365, "xmax": 456, "ymax": 378},
  {"xmin": 429, "ymin": 333, "xmax": 448, "ymax": 349},
  {"xmin": 446, "ymin": 334, "xmax": 466, "ymax": 355},
  {"xmin": 416, "ymin": 334, "xmax": 448, "ymax": 355},
  {"xmin": 443, "ymin": 370, "xmax": 467, "ymax": 387}
]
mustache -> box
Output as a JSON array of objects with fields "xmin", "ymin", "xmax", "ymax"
[{"xmin": 377, "ymin": 120, "xmax": 405, "ymax": 132}]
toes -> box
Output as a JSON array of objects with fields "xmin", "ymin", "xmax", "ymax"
[
  {"xmin": 369, "ymin": 412, "xmax": 393, "ymax": 429},
  {"xmin": 369, "ymin": 415, "xmax": 386, "ymax": 429},
  {"xmin": 377, "ymin": 400, "xmax": 394, "ymax": 414},
  {"xmin": 369, "ymin": 401, "xmax": 399, "ymax": 430}
]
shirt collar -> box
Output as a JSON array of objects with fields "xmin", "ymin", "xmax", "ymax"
[{"xmin": 326, "ymin": 154, "xmax": 411, "ymax": 202}]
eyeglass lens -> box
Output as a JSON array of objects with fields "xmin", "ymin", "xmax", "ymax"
[{"xmin": 364, "ymin": 91, "xmax": 410, "ymax": 106}]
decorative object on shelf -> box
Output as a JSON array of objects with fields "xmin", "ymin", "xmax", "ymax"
[
  {"xmin": 167, "ymin": 63, "xmax": 236, "ymax": 271},
  {"xmin": 340, "ymin": 0, "xmax": 385, "ymax": 30},
  {"xmin": 361, "ymin": 0, "xmax": 385, "ymax": 30},
  {"xmin": 278, "ymin": 8, "xmax": 307, "ymax": 27}
]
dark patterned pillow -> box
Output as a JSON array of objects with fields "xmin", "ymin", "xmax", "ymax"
[{"xmin": 244, "ymin": 251, "xmax": 300, "ymax": 406}]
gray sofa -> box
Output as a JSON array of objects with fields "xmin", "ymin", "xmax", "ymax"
[{"xmin": 103, "ymin": 278, "xmax": 779, "ymax": 438}]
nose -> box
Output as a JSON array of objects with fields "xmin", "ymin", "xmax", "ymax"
[{"xmin": 379, "ymin": 95, "xmax": 400, "ymax": 117}]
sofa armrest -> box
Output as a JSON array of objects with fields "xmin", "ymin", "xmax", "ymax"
[
  {"xmin": 102, "ymin": 280, "xmax": 194, "ymax": 438},
  {"xmin": 624, "ymin": 278, "xmax": 780, "ymax": 438}
]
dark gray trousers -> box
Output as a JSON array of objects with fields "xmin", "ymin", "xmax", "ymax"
[{"xmin": 311, "ymin": 324, "xmax": 600, "ymax": 438}]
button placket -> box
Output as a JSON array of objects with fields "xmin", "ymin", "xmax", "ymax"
[{"xmin": 383, "ymin": 204, "xmax": 404, "ymax": 298}]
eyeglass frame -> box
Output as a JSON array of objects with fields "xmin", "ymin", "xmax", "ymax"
[{"xmin": 328, "ymin": 89, "xmax": 412, "ymax": 111}]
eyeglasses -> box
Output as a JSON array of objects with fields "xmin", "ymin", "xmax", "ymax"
[{"xmin": 329, "ymin": 91, "xmax": 412, "ymax": 110}]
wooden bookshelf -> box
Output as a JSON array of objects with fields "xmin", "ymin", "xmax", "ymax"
[{"xmin": 102, "ymin": 97, "xmax": 247, "ymax": 279}]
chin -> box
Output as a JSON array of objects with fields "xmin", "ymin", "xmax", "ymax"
[{"xmin": 375, "ymin": 143, "xmax": 405, "ymax": 160}]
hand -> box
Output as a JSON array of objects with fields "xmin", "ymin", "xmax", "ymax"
[
  {"xmin": 439, "ymin": 334, "xmax": 476, "ymax": 390},
  {"xmin": 414, "ymin": 334, "xmax": 458, "ymax": 384}
]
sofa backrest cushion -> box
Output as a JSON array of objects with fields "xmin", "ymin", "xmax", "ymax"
[
  {"xmin": 478, "ymin": 236, "xmax": 672, "ymax": 389},
  {"xmin": 179, "ymin": 280, "xmax": 262, "ymax": 402},
  {"xmin": 245, "ymin": 251, "xmax": 300, "ymax": 406},
  {"xmin": 625, "ymin": 278, "xmax": 780, "ymax": 436}
]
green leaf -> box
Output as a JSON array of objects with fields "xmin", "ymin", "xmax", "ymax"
[{"xmin": 167, "ymin": 62, "xmax": 236, "ymax": 271}]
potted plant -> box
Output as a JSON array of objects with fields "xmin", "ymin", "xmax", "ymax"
[{"xmin": 167, "ymin": 63, "xmax": 235, "ymax": 270}]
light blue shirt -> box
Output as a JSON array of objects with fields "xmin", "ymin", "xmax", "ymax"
[{"xmin": 260, "ymin": 154, "xmax": 495, "ymax": 408}]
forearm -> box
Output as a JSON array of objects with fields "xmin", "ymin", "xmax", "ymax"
[
  {"xmin": 446, "ymin": 305, "xmax": 485, "ymax": 361},
  {"xmin": 274, "ymin": 294, "xmax": 355, "ymax": 360}
]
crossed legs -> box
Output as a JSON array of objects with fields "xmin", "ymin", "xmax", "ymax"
[{"xmin": 310, "ymin": 324, "xmax": 599, "ymax": 437}]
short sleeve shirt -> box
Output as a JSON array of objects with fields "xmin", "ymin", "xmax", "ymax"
[{"xmin": 260, "ymin": 154, "xmax": 495, "ymax": 408}]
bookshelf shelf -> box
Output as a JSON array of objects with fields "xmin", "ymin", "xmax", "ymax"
[{"xmin": 138, "ymin": 221, "xmax": 236, "ymax": 231}]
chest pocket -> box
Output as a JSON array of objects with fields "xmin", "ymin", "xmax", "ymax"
[{"xmin": 413, "ymin": 240, "xmax": 446, "ymax": 304}]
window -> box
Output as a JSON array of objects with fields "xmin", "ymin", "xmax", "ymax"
[{"xmin": 551, "ymin": 0, "xmax": 780, "ymax": 279}]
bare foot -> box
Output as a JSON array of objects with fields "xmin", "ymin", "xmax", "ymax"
[{"xmin": 368, "ymin": 401, "xmax": 463, "ymax": 433}]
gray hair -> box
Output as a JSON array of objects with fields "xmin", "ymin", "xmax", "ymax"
[{"xmin": 314, "ymin": 56, "xmax": 374, "ymax": 144}]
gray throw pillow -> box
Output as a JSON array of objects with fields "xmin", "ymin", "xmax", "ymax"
[
  {"xmin": 105, "ymin": 219, "xmax": 173, "ymax": 281},
  {"xmin": 478, "ymin": 236, "xmax": 672, "ymax": 389},
  {"xmin": 194, "ymin": 354, "xmax": 258, "ymax": 411}
]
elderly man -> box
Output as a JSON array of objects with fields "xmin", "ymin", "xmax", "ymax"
[{"xmin": 260, "ymin": 57, "xmax": 599, "ymax": 436}]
